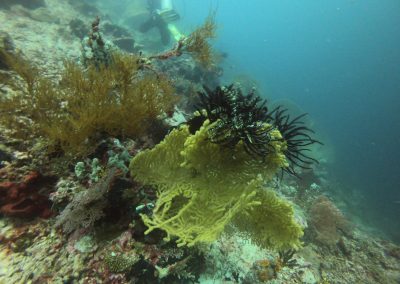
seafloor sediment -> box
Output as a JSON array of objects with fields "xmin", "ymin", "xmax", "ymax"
[{"xmin": 0, "ymin": 1, "xmax": 399, "ymax": 283}]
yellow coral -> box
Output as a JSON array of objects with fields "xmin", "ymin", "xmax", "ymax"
[
  {"xmin": 130, "ymin": 119, "xmax": 302, "ymax": 248},
  {"xmin": 233, "ymin": 189, "xmax": 304, "ymax": 250}
]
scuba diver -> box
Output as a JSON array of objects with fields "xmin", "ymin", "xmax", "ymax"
[{"xmin": 139, "ymin": 0, "xmax": 183, "ymax": 45}]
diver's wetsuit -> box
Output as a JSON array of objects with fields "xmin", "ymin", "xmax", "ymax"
[{"xmin": 139, "ymin": 0, "xmax": 173, "ymax": 45}]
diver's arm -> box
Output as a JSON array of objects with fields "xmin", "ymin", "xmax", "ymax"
[
  {"xmin": 157, "ymin": 0, "xmax": 184, "ymax": 42},
  {"xmin": 156, "ymin": 0, "xmax": 181, "ymax": 27}
]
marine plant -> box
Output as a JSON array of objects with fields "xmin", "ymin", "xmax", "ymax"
[
  {"xmin": 276, "ymin": 248, "xmax": 297, "ymax": 269},
  {"xmin": 0, "ymin": 51, "xmax": 177, "ymax": 155},
  {"xmin": 0, "ymin": 13, "xmax": 222, "ymax": 156},
  {"xmin": 149, "ymin": 13, "xmax": 216, "ymax": 68},
  {"xmin": 183, "ymin": 12, "xmax": 216, "ymax": 67}
]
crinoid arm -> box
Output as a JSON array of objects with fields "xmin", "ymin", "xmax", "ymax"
[
  {"xmin": 271, "ymin": 106, "xmax": 322, "ymax": 176},
  {"xmin": 189, "ymin": 85, "xmax": 276, "ymax": 158}
]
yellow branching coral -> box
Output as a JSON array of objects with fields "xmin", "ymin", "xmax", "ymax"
[
  {"xmin": 130, "ymin": 119, "xmax": 302, "ymax": 248},
  {"xmin": 233, "ymin": 189, "xmax": 304, "ymax": 250},
  {"xmin": 181, "ymin": 120, "xmax": 287, "ymax": 183},
  {"xmin": 0, "ymin": 52, "xmax": 177, "ymax": 154}
]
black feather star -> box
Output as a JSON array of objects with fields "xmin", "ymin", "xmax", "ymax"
[
  {"xmin": 187, "ymin": 84, "xmax": 322, "ymax": 176},
  {"xmin": 188, "ymin": 84, "xmax": 275, "ymax": 158},
  {"xmin": 271, "ymin": 106, "xmax": 322, "ymax": 176}
]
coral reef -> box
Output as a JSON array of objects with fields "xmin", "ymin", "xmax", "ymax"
[
  {"xmin": 0, "ymin": 31, "xmax": 15, "ymax": 70},
  {"xmin": 0, "ymin": 220, "xmax": 88, "ymax": 283},
  {"xmin": 187, "ymin": 85, "xmax": 321, "ymax": 176},
  {"xmin": 0, "ymin": 143, "xmax": 14, "ymax": 168},
  {"xmin": 68, "ymin": 18, "xmax": 89, "ymax": 39},
  {"xmin": 247, "ymin": 251, "xmax": 298, "ymax": 283},
  {"xmin": 106, "ymin": 139, "xmax": 132, "ymax": 174},
  {"xmin": 128, "ymin": 84, "xmax": 321, "ymax": 249},
  {"xmin": 154, "ymin": 55, "xmax": 223, "ymax": 113},
  {"xmin": 0, "ymin": 171, "xmax": 56, "ymax": 218},
  {"xmin": 271, "ymin": 106, "xmax": 322, "ymax": 176},
  {"xmin": 1, "ymin": 3, "xmax": 399, "ymax": 284},
  {"xmin": 80, "ymin": 16, "xmax": 115, "ymax": 68},
  {"xmin": 183, "ymin": 13, "xmax": 217, "ymax": 68},
  {"xmin": 0, "ymin": 0, "xmax": 45, "ymax": 10},
  {"xmin": 73, "ymin": 139, "xmax": 132, "ymax": 186},
  {"xmin": 308, "ymin": 195, "xmax": 352, "ymax": 246},
  {"xmin": 49, "ymin": 179, "xmax": 80, "ymax": 211},
  {"xmin": 102, "ymin": 22, "xmax": 136, "ymax": 53},
  {"xmin": 55, "ymin": 167, "xmax": 117, "ymax": 233},
  {"xmin": 130, "ymin": 118, "xmax": 302, "ymax": 248},
  {"xmin": 189, "ymin": 84, "xmax": 274, "ymax": 157},
  {"xmin": 149, "ymin": 13, "xmax": 216, "ymax": 68},
  {"xmin": 233, "ymin": 189, "xmax": 303, "ymax": 250},
  {"xmin": 68, "ymin": 1, "xmax": 101, "ymax": 18},
  {"xmin": 74, "ymin": 158, "xmax": 102, "ymax": 183},
  {"xmin": 0, "ymin": 51, "xmax": 176, "ymax": 155},
  {"xmin": 200, "ymin": 232, "xmax": 303, "ymax": 283},
  {"xmin": 277, "ymin": 248, "xmax": 298, "ymax": 268},
  {"xmin": 104, "ymin": 250, "xmax": 140, "ymax": 274}
]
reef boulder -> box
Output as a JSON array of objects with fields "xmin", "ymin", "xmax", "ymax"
[
  {"xmin": 0, "ymin": 171, "xmax": 56, "ymax": 218},
  {"xmin": 0, "ymin": 0, "xmax": 45, "ymax": 10}
]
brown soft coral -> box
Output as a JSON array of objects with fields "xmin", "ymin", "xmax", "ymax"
[
  {"xmin": 0, "ymin": 171, "xmax": 56, "ymax": 218},
  {"xmin": 0, "ymin": 52, "xmax": 177, "ymax": 155},
  {"xmin": 308, "ymin": 195, "xmax": 352, "ymax": 245},
  {"xmin": 184, "ymin": 13, "xmax": 216, "ymax": 68}
]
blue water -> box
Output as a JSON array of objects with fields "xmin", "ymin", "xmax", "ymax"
[
  {"xmin": 103, "ymin": 0, "xmax": 400, "ymax": 241},
  {"xmin": 173, "ymin": 0, "xmax": 400, "ymax": 241}
]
